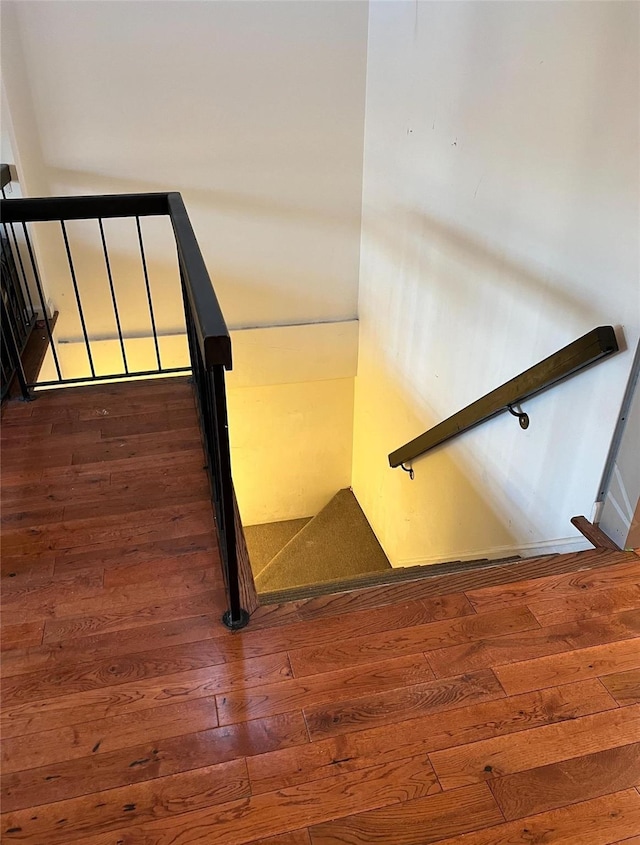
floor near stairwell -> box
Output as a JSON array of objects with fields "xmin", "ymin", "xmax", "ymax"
[{"xmin": 2, "ymin": 378, "xmax": 640, "ymax": 844}]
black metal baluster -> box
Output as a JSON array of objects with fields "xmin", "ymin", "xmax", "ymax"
[
  {"xmin": 5, "ymin": 221, "xmax": 35, "ymax": 318},
  {"xmin": 21, "ymin": 223, "xmax": 63, "ymax": 382},
  {"xmin": 60, "ymin": 220, "xmax": 95, "ymax": 378},
  {"xmin": 98, "ymin": 218, "xmax": 128, "ymax": 374},
  {"xmin": 135, "ymin": 216, "xmax": 161, "ymax": 371},
  {"xmin": 0, "ymin": 234, "xmax": 27, "ymax": 334},
  {"xmin": 3, "ymin": 221, "xmax": 35, "ymax": 320},
  {"xmin": 179, "ymin": 268, "xmax": 197, "ymax": 376},
  {"xmin": 0, "ymin": 292, "xmax": 30, "ymax": 400}
]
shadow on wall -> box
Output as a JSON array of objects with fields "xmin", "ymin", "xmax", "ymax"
[
  {"xmin": 362, "ymin": 205, "xmax": 601, "ymax": 405},
  {"xmin": 361, "ymin": 200, "xmax": 607, "ymax": 431},
  {"xmin": 353, "ymin": 205, "xmax": 610, "ymax": 564},
  {"xmin": 38, "ymin": 166, "xmax": 363, "ymax": 330},
  {"xmin": 31, "ymin": 215, "xmax": 184, "ymax": 345}
]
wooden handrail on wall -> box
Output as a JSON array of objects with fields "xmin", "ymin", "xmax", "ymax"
[{"xmin": 389, "ymin": 326, "xmax": 619, "ymax": 469}]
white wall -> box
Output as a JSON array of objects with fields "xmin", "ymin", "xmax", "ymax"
[
  {"xmin": 353, "ymin": 1, "xmax": 640, "ymax": 565},
  {"xmin": 1, "ymin": 0, "xmax": 367, "ymax": 333}
]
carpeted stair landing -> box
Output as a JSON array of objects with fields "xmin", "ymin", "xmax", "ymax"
[{"xmin": 246, "ymin": 489, "xmax": 392, "ymax": 593}]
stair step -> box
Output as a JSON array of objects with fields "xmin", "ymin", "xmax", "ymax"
[
  {"xmin": 254, "ymin": 489, "xmax": 391, "ymax": 593},
  {"xmin": 259, "ymin": 554, "xmax": 526, "ymax": 604},
  {"xmin": 244, "ymin": 517, "xmax": 312, "ymax": 578}
]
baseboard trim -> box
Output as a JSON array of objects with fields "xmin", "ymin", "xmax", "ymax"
[{"xmin": 395, "ymin": 535, "xmax": 592, "ymax": 569}]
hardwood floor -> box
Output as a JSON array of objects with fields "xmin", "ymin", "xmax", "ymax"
[{"xmin": 2, "ymin": 378, "xmax": 640, "ymax": 844}]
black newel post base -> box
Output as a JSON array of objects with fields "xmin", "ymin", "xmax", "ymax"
[{"xmin": 222, "ymin": 609, "xmax": 250, "ymax": 631}]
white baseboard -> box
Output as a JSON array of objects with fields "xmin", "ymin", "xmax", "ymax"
[{"xmin": 395, "ymin": 535, "xmax": 593, "ymax": 568}]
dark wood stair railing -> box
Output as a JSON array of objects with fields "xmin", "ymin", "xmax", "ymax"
[
  {"xmin": 389, "ymin": 326, "xmax": 619, "ymax": 470},
  {"xmin": 0, "ymin": 189, "xmax": 250, "ymax": 629}
]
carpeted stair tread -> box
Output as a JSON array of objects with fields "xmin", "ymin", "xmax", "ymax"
[
  {"xmin": 254, "ymin": 489, "xmax": 392, "ymax": 593},
  {"xmin": 259, "ymin": 554, "xmax": 525, "ymax": 604},
  {"xmin": 244, "ymin": 518, "xmax": 312, "ymax": 578}
]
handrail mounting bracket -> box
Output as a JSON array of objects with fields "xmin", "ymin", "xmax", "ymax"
[{"xmin": 507, "ymin": 404, "xmax": 529, "ymax": 430}]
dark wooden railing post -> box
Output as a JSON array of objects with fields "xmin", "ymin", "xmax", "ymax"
[
  {"xmin": 211, "ymin": 364, "xmax": 248, "ymax": 629},
  {"xmin": 169, "ymin": 191, "xmax": 249, "ymax": 627}
]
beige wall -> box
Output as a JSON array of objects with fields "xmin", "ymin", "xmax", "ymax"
[
  {"xmin": 1, "ymin": 0, "xmax": 367, "ymax": 334},
  {"xmin": 227, "ymin": 321, "xmax": 358, "ymax": 525},
  {"xmin": 353, "ymin": 1, "xmax": 640, "ymax": 565}
]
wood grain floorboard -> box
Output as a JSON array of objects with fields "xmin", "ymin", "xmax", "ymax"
[
  {"xmin": 1, "ymin": 696, "xmax": 219, "ymax": 774},
  {"xmin": 69, "ymin": 429, "xmax": 202, "ymax": 467},
  {"xmin": 0, "ymin": 613, "xmax": 227, "ymax": 679},
  {"xmin": 100, "ymin": 551, "xmax": 216, "ymax": 589},
  {"xmin": 2, "ymin": 630, "xmax": 255, "ymax": 706},
  {"xmin": 51, "ymin": 408, "xmax": 198, "ymax": 438},
  {"xmin": 40, "ymin": 451, "xmax": 205, "ymax": 487},
  {"xmin": 247, "ymin": 680, "xmax": 614, "ymax": 795},
  {"xmin": 494, "ymin": 638, "xmax": 640, "ymax": 695},
  {"xmin": 1, "ymin": 712, "xmax": 308, "ymax": 813},
  {"xmin": 1, "ymin": 551, "xmax": 57, "ymax": 581},
  {"xmin": 1, "ymin": 485, "xmax": 110, "ymax": 518},
  {"xmin": 304, "ymin": 668, "xmax": 505, "ymax": 741},
  {"xmin": 2, "ymin": 500, "xmax": 215, "ymax": 557},
  {"xmin": 426, "ymin": 608, "xmax": 640, "ymax": 678},
  {"xmin": 216, "ymin": 654, "xmax": 435, "ymax": 726},
  {"xmin": 329, "ymin": 789, "xmax": 640, "ymax": 845},
  {"xmin": 1, "ymin": 421, "xmax": 53, "ymax": 439},
  {"xmin": 246, "ymin": 833, "xmax": 311, "ymax": 845},
  {"xmin": 283, "ymin": 548, "xmax": 636, "ymax": 616},
  {"xmin": 288, "ymin": 605, "xmax": 540, "ymax": 676},
  {"xmin": 0, "ymin": 503, "xmax": 65, "ymax": 527},
  {"xmin": 489, "ymin": 741, "xmax": 640, "ymax": 820},
  {"xmin": 429, "ymin": 703, "xmax": 640, "ymax": 790},
  {"xmin": 1, "ymin": 569, "xmax": 103, "ymax": 604},
  {"xmin": 601, "ymin": 669, "xmax": 640, "ymax": 705},
  {"xmin": 1, "ymin": 759, "xmax": 249, "ymax": 845},
  {"xmin": 0, "ymin": 651, "xmax": 292, "ymax": 739},
  {"xmin": 465, "ymin": 557, "xmax": 640, "ymax": 612},
  {"xmin": 41, "ymin": 588, "xmax": 228, "ymax": 643},
  {"xmin": 3, "ymin": 383, "xmax": 640, "ymax": 844},
  {"xmin": 527, "ymin": 584, "xmax": 640, "ymax": 626},
  {"xmin": 62, "ymin": 484, "xmax": 210, "ymax": 522},
  {"xmin": 1, "ymin": 573, "xmax": 107, "ymax": 626},
  {"xmin": 307, "ymin": 783, "xmax": 502, "ymax": 845},
  {"xmin": 68, "ymin": 754, "xmax": 441, "ymax": 845},
  {"xmin": 53, "ymin": 532, "xmax": 216, "ymax": 576},
  {"xmin": 43, "ymin": 568, "xmax": 220, "ymax": 620},
  {"xmin": 0, "ymin": 622, "xmax": 43, "ymax": 652}
]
